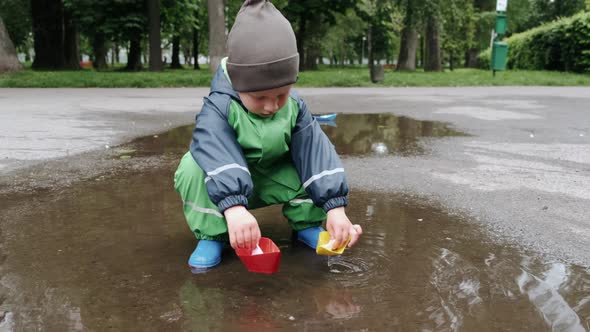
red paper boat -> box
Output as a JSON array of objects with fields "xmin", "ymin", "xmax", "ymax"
[{"xmin": 235, "ymin": 237, "xmax": 281, "ymax": 274}]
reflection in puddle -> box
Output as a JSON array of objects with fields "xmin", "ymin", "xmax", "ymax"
[
  {"xmin": 517, "ymin": 260, "xmax": 586, "ymax": 331},
  {"xmin": 322, "ymin": 113, "xmax": 466, "ymax": 156},
  {"xmin": 119, "ymin": 113, "xmax": 465, "ymax": 159},
  {"xmin": 0, "ymin": 114, "xmax": 588, "ymax": 331}
]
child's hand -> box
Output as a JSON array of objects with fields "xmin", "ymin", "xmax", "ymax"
[
  {"xmin": 326, "ymin": 207, "xmax": 362, "ymax": 249},
  {"xmin": 224, "ymin": 205, "xmax": 261, "ymax": 250}
]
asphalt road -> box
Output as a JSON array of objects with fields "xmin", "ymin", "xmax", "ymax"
[{"xmin": 1, "ymin": 87, "xmax": 589, "ymax": 266}]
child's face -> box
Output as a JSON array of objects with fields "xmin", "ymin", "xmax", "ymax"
[{"xmin": 239, "ymin": 84, "xmax": 292, "ymax": 117}]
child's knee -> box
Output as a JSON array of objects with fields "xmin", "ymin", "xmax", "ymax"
[{"xmin": 174, "ymin": 152, "xmax": 205, "ymax": 192}]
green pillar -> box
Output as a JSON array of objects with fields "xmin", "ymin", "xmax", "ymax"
[{"xmin": 491, "ymin": 0, "xmax": 509, "ymax": 75}]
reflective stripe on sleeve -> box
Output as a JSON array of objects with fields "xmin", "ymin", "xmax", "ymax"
[{"xmin": 303, "ymin": 168, "xmax": 345, "ymax": 189}]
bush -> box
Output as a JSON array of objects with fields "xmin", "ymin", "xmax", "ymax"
[{"xmin": 478, "ymin": 11, "xmax": 590, "ymax": 72}]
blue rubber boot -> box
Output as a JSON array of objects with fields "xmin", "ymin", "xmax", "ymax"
[
  {"xmin": 297, "ymin": 226, "xmax": 325, "ymax": 249},
  {"xmin": 188, "ymin": 240, "xmax": 224, "ymax": 269}
]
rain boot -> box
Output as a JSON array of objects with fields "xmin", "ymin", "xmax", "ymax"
[
  {"xmin": 297, "ymin": 226, "xmax": 325, "ymax": 249},
  {"xmin": 188, "ymin": 240, "xmax": 224, "ymax": 269}
]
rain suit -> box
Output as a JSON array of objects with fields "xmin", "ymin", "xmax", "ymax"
[{"xmin": 174, "ymin": 60, "xmax": 348, "ymax": 241}]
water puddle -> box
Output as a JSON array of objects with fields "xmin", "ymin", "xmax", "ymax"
[
  {"xmin": 320, "ymin": 113, "xmax": 466, "ymax": 156},
  {"xmin": 0, "ymin": 114, "xmax": 588, "ymax": 331},
  {"xmin": 115, "ymin": 113, "xmax": 465, "ymax": 159}
]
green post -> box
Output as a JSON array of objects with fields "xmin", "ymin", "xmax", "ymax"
[
  {"xmin": 491, "ymin": 42, "xmax": 508, "ymax": 71},
  {"xmin": 492, "ymin": 0, "xmax": 509, "ymax": 76},
  {"xmin": 495, "ymin": 13, "xmax": 507, "ymax": 35}
]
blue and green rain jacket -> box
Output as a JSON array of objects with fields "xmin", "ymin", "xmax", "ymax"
[{"xmin": 189, "ymin": 65, "xmax": 349, "ymax": 214}]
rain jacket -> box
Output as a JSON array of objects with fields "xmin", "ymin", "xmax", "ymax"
[{"xmin": 189, "ymin": 66, "xmax": 348, "ymax": 214}]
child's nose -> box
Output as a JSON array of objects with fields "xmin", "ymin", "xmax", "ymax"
[{"xmin": 264, "ymin": 99, "xmax": 279, "ymax": 112}]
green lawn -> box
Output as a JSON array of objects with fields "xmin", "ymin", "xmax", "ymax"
[{"xmin": 1, "ymin": 65, "xmax": 589, "ymax": 88}]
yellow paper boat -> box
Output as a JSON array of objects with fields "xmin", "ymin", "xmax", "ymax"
[{"xmin": 316, "ymin": 231, "xmax": 350, "ymax": 256}]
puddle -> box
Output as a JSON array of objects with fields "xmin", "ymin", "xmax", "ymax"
[
  {"xmin": 1, "ymin": 178, "xmax": 589, "ymax": 331},
  {"xmin": 321, "ymin": 113, "xmax": 466, "ymax": 156},
  {"xmin": 118, "ymin": 113, "xmax": 465, "ymax": 159},
  {"xmin": 0, "ymin": 114, "xmax": 588, "ymax": 331}
]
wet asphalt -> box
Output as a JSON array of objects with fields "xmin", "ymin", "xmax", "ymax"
[{"xmin": 1, "ymin": 86, "xmax": 589, "ymax": 270}]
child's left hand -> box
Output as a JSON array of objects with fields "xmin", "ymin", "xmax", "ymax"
[{"xmin": 326, "ymin": 207, "xmax": 362, "ymax": 249}]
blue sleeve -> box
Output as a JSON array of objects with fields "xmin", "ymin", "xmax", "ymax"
[
  {"xmin": 189, "ymin": 93, "xmax": 253, "ymax": 213},
  {"xmin": 289, "ymin": 91, "xmax": 349, "ymax": 212}
]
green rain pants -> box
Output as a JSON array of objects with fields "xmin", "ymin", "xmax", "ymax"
[{"xmin": 174, "ymin": 152, "xmax": 326, "ymax": 241}]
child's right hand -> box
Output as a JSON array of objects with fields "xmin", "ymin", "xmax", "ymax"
[{"xmin": 224, "ymin": 205, "xmax": 261, "ymax": 250}]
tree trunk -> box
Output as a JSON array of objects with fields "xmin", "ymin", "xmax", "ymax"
[
  {"xmin": 0, "ymin": 17, "xmax": 22, "ymax": 72},
  {"xmin": 304, "ymin": 36, "xmax": 319, "ymax": 71},
  {"xmin": 419, "ymin": 34, "xmax": 424, "ymax": 68},
  {"xmin": 207, "ymin": 0, "xmax": 226, "ymax": 73},
  {"xmin": 367, "ymin": 25, "xmax": 374, "ymax": 71},
  {"xmin": 425, "ymin": 15, "xmax": 442, "ymax": 72},
  {"xmin": 112, "ymin": 43, "xmax": 120, "ymax": 64},
  {"xmin": 148, "ymin": 0, "xmax": 163, "ymax": 71},
  {"xmin": 304, "ymin": 50, "xmax": 318, "ymax": 70},
  {"xmin": 193, "ymin": 26, "xmax": 200, "ymax": 70},
  {"xmin": 125, "ymin": 35, "xmax": 143, "ymax": 71},
  {"xmin": 171, "ymin": 35, "xmax": 182, "ymax": 69},
  {"xmin": 397, "ymin": 1, "xmax": 419, "ymax": 72},
  {"xmin": 111, "ymin": 44, "xmax": 116, "ymax": 65},
  {"xmin": 63, "ymin": 8, "xmax": 80, "ymax": 70},
  {"xmin": 92, "ymin": 33, "xmax": 107, "ymax": 70},
  {"xmin": 183, "ymin": 44, "xmax": 192, "ymax": 65},
  {"xmin": 465, "ymin": 48, "xmax": 479, "ymax": 68},
  {"xmin": 397, "ymin": 27, "xmax": 418, "ymax": 71},
  {"xmin": 296, "ymin": 16, "xmax": 306, "ymax": 71},
  {"xmin": 31, "ymin": 0, "xmax": 65, "ymax": 70}
]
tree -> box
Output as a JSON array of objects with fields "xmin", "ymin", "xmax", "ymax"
[
  {"xmin": 191, "ymin": 0, "xmax": 207, "ymax": 69},
  {"xmin": 283, "ymin": 0, "xmax": 356, "ymax": 71},
  {"xmin": 0, "ymin": 0, "xmax": 31, "ymax": 51},
  {"xmin": 361, "ymin": 0, "xmax": 400, "ymax": 66},
  {"xmin": 323, "ymin": 9, "xmax": 367, "ymax": 66},
  {"xmin": 506, "ymin": 0, "xmax": 586, "ymax": 33},
  {"xmin": 441, "ymin": 0, "xmax": 476, "ymax": 70},
  {"xmin": 162, "ymin": 0, "xmax": 202, "ymax": 69},
  {"xmin": 423, "ymin": 0, "xmax": 442, "ymax": 71},
  {"xmin": 64, "ymin": 0, "xmax": 112, "ymax": 69},
  {"xmin": 148, "ymin": 0, "xmax": 163, "ymax": 71},
  {"xmin": 63, "ymin": 6, "xmax": 80, "ymax": 69},
  {"xmin": 71, "ymin": 0, "xmax": 147, "ymax": 71},
  {"xmin": 112, "ymin": 0, "xmax": 147, "ymax": 71},
  {"xmin": 31, "ymin": 0, "xmax": 65, "ymax": 69},
  {"xmin": 207, "ymin": 0, "xmax": 225, "ymax": 73},
  {"xmin": 30, "ymin": 0, "xmax": 79, "ymax": 70},
  {"xmin": 397, "ymin": 0, "xmax": 422, "ymax": 71},
  {"xmin": 527, "ymin": 0, "xmax": 586, "ymax": 27},
  {"xmin": 424, "ymin": 16, "xmax": 442, "ymax": 71},
  {"xmin": 0, "ymin": 16, "xmax": 22, "ymax": 72}
]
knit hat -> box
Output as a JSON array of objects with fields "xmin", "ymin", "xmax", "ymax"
[{"xmin": 227, "ymin": 0, "xmax": 299, "ymax": 92}]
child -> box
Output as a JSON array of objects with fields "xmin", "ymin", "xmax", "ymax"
[{"xmin": 174, "ymin": 0, "xmax": 362, "ymax": 269}]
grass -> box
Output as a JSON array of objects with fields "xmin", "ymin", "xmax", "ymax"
[{"xmin": 1, "ymin": 64, "xmax": 590, "ymax": 88}]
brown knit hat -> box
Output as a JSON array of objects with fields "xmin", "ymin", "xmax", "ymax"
[{"xmin": 227, "ymin": 0, "xmax": 299, "ymax": 92}]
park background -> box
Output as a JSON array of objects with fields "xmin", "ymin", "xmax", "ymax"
[{"xmin": 1, "ymin": 0, "xmax": 590, "ymax": 87}]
